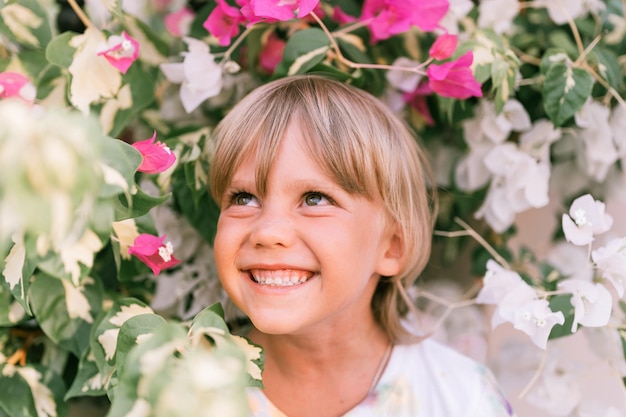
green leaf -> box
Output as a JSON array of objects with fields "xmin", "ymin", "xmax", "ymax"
[
  {"xmin": 0, "ymin": 1, "xmax": 53, "ymax": 49},
  {"xmin": 172, "ymin": 166, "xmax": 220, "ymax": 245},
  {"xmin": 0, "ymin": 286, "xmax": 28, "ymax": 326},
  {"xmin": 65, "ymin": 348, "xmax": 107, "ymax": 399},
  {"xmin": 0, "ymin": 364, "xmax": 39, "ymax": 417},
  {"xmin": 100, "ymin": 138, "xmax": 142, "ymax": 198},
  {"xmin": 106, "ymin": 65, "xmax": 156, "ymax": 137},
  {"xmin": 29, "ymin": 272, "xmax": 103, "ymax": 357},
  {"xmin": 45, "ymin": 31, "xmax": 77, "ymax": 68},
  {"xmin": 548, "ymin": 294, "xmax": 575, "ymax": 340},
  {"xmin": 115, "ymin": 313, "xmax": 167, "ymax": 376},
  {"xmin": 1, "ymin": 234, "xmax": 37, "ymax": 316},
  {"xmin": 590, "ymin": 47, "xmax": 623, "ymax": 92},
  {"xmin": 542, "ymin": 64, "xmax": 594, "ymax": 126},
  {"xmin": 274, "ymin": 28, "xmax": 330, "ymax": 77},
  {"xmin": 114, "ymin": 187, "xmax": 172, "ymax": 221}
]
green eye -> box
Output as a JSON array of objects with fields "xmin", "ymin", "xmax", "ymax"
[
  {"xmin": 233, "ymin": 193, "xmax": 256, "ymax": 206},
  {"xmin": 304, "ymin": 192, "xmax": 326, "ymax": 206}
]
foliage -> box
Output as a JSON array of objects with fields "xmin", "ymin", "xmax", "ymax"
[{"xmin": 0, "ymin": 0, "xmax": 625, "ymax": 416}]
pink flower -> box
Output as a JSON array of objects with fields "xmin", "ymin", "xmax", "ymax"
[
  {"xmin": 0, "ymin": 72, "xmax": 36, "ymax": 103},
  {"xmin": 259, "ymin": 32, "xmax": 286, "ymax": 73},
  {"xmin": 429, "ymin": 33, "xmax": 458, "ymax": 60},
  {"xmin": 403, "ymin": 81, "xmax": 434, "ymax": 126},
  {"xmin": 251, "ymin": 0, "xmax": 320, "ymax": 20},
  {"xmin": 411, "ymin": 0, "xmax": 449, "ymax": 32},
  {"xmin": 361, "ymin": 0, "xmax": 449, "ymax": 43},
  {"xmin": 97, "ymin": 31, "xmax": 140, "ymax": 74},
  {"xmin": 131, "ymin": 131, "xmax": 176, "ymax": 174},
  {"xmin": 331, "ymin": 6, "xmax": 357, "ymax": 24},
  {"xmin": 165, "ymin": 6, "xmax": 195, "ymax": 37},
  {"xmin": 128, "ymin": 234, "xmax": 181, "ymax": 275},
  {"xmin": 426, "ymin": 51, "xmax": 483, "ymax": 99},
  {"xmin": 204, "ymin": 0, "xmax": 246, "ymax": 46}
]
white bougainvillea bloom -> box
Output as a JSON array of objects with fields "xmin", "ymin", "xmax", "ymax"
[
  {"xmin": 480, "ymin": 99, "xmax": 531, "ymax": 144},
  {"xmin": 454, "ymin": 142, "xmax": 492, "ymax": 191},
  {"xmin": 546, "ymin": 242, "xmax": 593, "ymax": 282},
  {"xmin": 575, "ymin": 100, "xmax": 619, "ymax": 182},
  {"xmin": 558, "ymin": 279, "xmax": 612, "ymax": 332},
  {"xmin": 545, "ymin": 0, "xmax": 605, "ymax": 25},
  {"xmin": 562, "ymin": 194, "xmax": 613, "ymax": 246},
  {"xmin": 477, "ymin": 0, "xmax": 520, "ymax": 34},
  {"xmin": 513, "ymin": 298, "xmax": 565, "ymax": 349},
  {"xmin": 591, "ymin": 237, "xmax": 626, "ymax": 297},
  {"xmin": 477, "ymin": 260, "xmax": 536, "ymax": 326},
  {"xmin": 160, "ymin": 37, "xmax": 223, "ymax": 113},
  {"xmin": 438, "ymin": 0, "xmax": 473, "ymax": 34},
  {"xmin": 475, "ymin": 143, "xmax": 550, "ymax": 232},
  {"xmin": 609, "ymin": 104, "xmax": 626, "ymax": 161},
  {"xmin": 386, "ymin": 57, "xmax": 421, "ymax": 93},
  {"xmin": 519, "ymin": 119, "xmax": 562, "ymax": 162}
]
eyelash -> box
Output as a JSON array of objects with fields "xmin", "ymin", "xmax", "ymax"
[{"xmin": 226, "ymin": 189, "xmax": 335, "ymax": 206}]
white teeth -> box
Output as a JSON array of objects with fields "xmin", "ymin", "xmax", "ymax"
[{"xmin": 250, "ymin": 269, "xmax": 311, "ymax": 287}]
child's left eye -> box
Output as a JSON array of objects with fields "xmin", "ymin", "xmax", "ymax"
[{"xmin": 303, "ymin": 192, "xmax": 331, "ymax": 206}]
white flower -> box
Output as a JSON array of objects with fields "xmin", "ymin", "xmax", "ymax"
[
  {"xmin": 562, "ymin": 194, "xmax": 613, "ymax": 246},
  {"xmin": 592, "ymin": 237, "xmax": 626, "ymax": 297},
  {"xmin": 545, "ymin": 0, "xmax": 605, "ymax": 26},
  {"xmin": 477, "ymin": 0, "xmax": 520, "ymax": 34},
  {"xmin": 438, "ymin": 0, "xmax": 474, "ymax": 34},
  {"xmin": 481, "ymin": 99, "xmax": 532, "ymax": 144},
  {"xmin": 454, "ymin": 142, "xmax": 492, "ymax": 191},
  {"xmin": 575, "ymin": 100, "xmax": 619, "ymax": 182},
  {"xmin": 609, "ymin": 104, "xmax": 626, "ymax": 158},
  {"xmin": 160, "ymin": 37, "xmax": 223, "ymax": 113},
  {"xmin": 386, "ymin": 57, "xmax": 421, "ymax": 93},
  {"xmin": 558, "ymin": 279, "xmax": 612, "ymax": 332},
  {"xmin": 477, "ymin": 260, "xmax": 536, "ymax": 326},
  {"xmin": 546, "ymin": 242, "xmax": 594, "ymax": 282},
  {"xmin": 513, "ymin": 298, "xmax": 565, "ymax": 349},
  {"xmin": 475, "ymin": 143, "xmax": 550, "ymax": 232},
  {"xmin": 519, "ymin": 119, "xmax": 562, "ymax": 162}
]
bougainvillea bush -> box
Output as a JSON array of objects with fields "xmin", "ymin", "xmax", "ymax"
[{"xmin": 0, "ymin": 0, "xmax": 625, "ymax": 416}]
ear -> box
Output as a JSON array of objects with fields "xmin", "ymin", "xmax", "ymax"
[{"xmin": 375, "ymin": 225, "xmax": 404, "ymax": 277}]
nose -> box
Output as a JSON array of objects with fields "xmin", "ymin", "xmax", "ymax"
[{"xmin": 249, "ymin": 204, "xmax": 296, "ymax": 248}]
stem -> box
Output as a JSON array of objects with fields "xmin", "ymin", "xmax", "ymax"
[
  {"xmin": 6, "ymin": 348, "xmax": 26, "ymax": 366},
  {"xmin": 518, "ymin": 349, "xmax": 548, "ymax": 399},
  {"xmin": 220, "ymin": 26, "xmax": 254, "ymax": 62},
  {"xmin": 67, "ymin": 0, "xmax": 92, "ymax": 29},
  {"xmin": 310, "ymin": 12, "xmax": 427, "ymax": 75},
  {"xmin": 332, "ymin": 18, "xmax": 372, "ymax": 36},
  {"xmin": 574, "ymin": 34, "xmax": 602, "ymax": 67},
  {"xmin": 434, "ymin": 217, "xmax": 512, "ymax": 270}
]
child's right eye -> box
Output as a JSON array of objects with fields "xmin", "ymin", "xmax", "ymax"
[{"xmin": 230, "ymin": 192, "xmax": 259, "ymax": 207}]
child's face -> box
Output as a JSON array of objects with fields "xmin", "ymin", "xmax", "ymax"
[{"xmin": 213, "ymin": 121, "xmax": 402, "ymax": 336}]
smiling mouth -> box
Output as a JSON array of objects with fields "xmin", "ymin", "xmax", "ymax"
[{"xmin": 248, "ymin": 269, "xmax": 313, "ymax": 287}]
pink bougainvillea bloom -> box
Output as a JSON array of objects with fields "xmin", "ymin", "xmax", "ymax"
[
  {"xmin": 0, "ymin": 71, "xmax": 36, "ymax": 103},
  {"xmin": 411, "ymin": 0, "xmax": 449, "ymax": 32},
  {"xmin": 204, "ymin": 0, "xmax": 246, "ymax": 46},
  {"xmin": 362, "ymin": 0, "xmax": 415, "ymax": 42},
  {"xmin": 132, "ymin": 131, "xmax": 176, "ymax": 174},
  {"xmin": 251, "ymin": 0, "xmax": 320, "ymax": 21},
  {"xmin": 259, "ymin": 32, "xmax": 286, "ymax": 73},
  {"xmin": 165, "ymin": 6, "xmax": 195, "ymax": 37},
  {"xmin": 429, "ymin": 33, "xmax": 458, "ymax": 60},
  {"xmin": 403, "ymin": 80, "xmax": 434, "ymax": 126},
  {"xmin": 331, "ymin": 6, "xmax": 357, "ymax": 24},
  {"xmin": 427, "ymin": 51, "xmax": 483, "ymax": 99},
  {"xmin": 128, "ymin": 234, "xmax": 181, "ymax": 275},
  {"xmin": 97, "ymin": 31, "xmax": 140, "ymax": 74}
]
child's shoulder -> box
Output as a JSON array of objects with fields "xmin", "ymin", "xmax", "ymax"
[{"xmin": 349, "ymin": 338, "xmax": 515, "ymax": 417}]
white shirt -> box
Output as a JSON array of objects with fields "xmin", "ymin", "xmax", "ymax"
[{"xmin": 246, "ymin": 339, "xmax": 515, "ymax": 417}]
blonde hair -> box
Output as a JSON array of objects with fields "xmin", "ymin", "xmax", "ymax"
[{"xmin": 209, "ymin": 75, "xmax": 435, "ymax": 343}]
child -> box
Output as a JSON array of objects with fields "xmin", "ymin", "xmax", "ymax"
[{"xmin": 209, "ymin": 75, "xmax": 514, "ymax": 417}]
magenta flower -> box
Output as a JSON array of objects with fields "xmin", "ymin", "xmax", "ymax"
[
  {"xmin": 403, "ymin": 81, "xmax": 434, "ymax": 126},
  {"xmin": 411, "ymin": 0, "xmax": 449, "ymax": 32},
  {"xmin": 427, "ymin": 51, "xmax": 483, "ymax": 99},
  {"xmin": 97, "ymin": 31, "xmax": 140, "ymax": 74},
  {"xmin": 361, "ymin": 0, "xmax": 449, "ymax": 43},
  {"xmin": 259, "ymin": 32, "xmax": 286, "ymax": 73},
  {"xmin": 165, "ymin": 6, "xmax": 195, "ymax": 37},
  {"xmin": 128, "ymin": 234, "xmax": 181, "ymax": 275},
  {"xmin": 429, "ymin": 33, "xmax": 458, "ymax": 61},
  {"xmin": 238, "ymin": 0, "xmax": 320, "ymax": 24},
  {"xmin": 204, "ymin": 0, "xmax": 246, "ymax": 46},
  {"xmin": 131, "ymin": 131, "xmax": 176, "ymax": 174},
  {"xmin": 331, "ymin": 6, "xmax": 357, "ymax": 24},
  {"xmin": 0, "ymin": 71, "xmax": 36, "ymax": 103}
]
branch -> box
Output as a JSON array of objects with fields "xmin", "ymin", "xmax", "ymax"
[
  {"xmin": 67, "ymin": 0, "xmax": 93, "ymax": 29},
  {"xmin": 434, "ymin": 217, "xmax": 513, "ymax": 270},
  {"xmin": 518, "ymin": 349, "xmax": 548, "ymax": 399}
]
